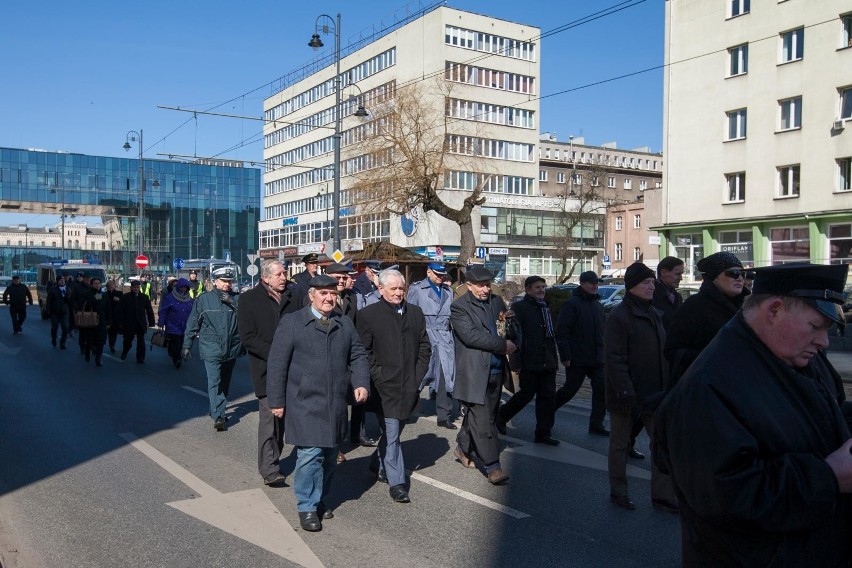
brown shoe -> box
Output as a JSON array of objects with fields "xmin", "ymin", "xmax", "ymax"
[
  {"xmin": 486, "ymin": 469, "xmax": 509, "ymax": 485},
  {"xmin": 336, "ymin": 451, "xmax": 347, "ymax": 464},
  {"xmin": 454, "ymin": 446, "xmax": 474, "ymax": 469}
]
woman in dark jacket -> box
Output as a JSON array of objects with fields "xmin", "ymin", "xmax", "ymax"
[
  {"xmin": 664, "ymin": 251, "xmax": 749, "ymax": 385},
  {"xmin": 79, "ymin": 277, "xmax": 110, "ymax": 367},
  {"xmin": 157, "ymin": 278, "xmax": 194, "ymax": 368}
]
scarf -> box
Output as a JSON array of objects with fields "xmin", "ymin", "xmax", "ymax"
[
  {"xmin": 534, "ymin": 297, "xmax": 555, "ymax": 338},
  {"xmin": 262, "ymin": 281, "xmax": 281, "ymax": 304},
  {"xmin": 171, "ymin": 288, "xmax": 192, "ymax": 303}
]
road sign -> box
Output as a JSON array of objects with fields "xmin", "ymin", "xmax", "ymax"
[
  {"xmin": 172, "ymin": 258, "xmax": 184, "ymax": 270},
  {"xmin": 331, "ymin": 249, "xmax": 345, "ymax": 263},
  {"xmin": 603, "ymin": 263, "xmax": 611, "ymax": 269},
  {"xmin": 246, "ymin": 264, "xmax": 259, "ymax": 276},
  {"xmin": 247, "ymin": 254, "xmax": 258, "ymax": 264},
  {"xmin": 488, "ymin": 247, "xmax": 509, "ymax": 256},
  {"xmin": 475, "ymin": 247, "xmax": 487, "ymax": 259},
  {"xmin": 603, "ymin": 255, "xmax": 611, "ymax": 263},
  {"xmin": 135, "ymin": 255, "xmax": 149, "ymax": 269}
]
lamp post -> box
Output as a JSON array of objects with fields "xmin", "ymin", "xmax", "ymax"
[
  {"xmin": 123, "ymin": 130, "xmax": 159, "ymax": 260},
  {"xmin": 309, "ymin": 13, "xmax": 342, "ymax": 252},
  {"xmin": 317, "ymin": 184, "xmax": 331, "ymax": 242},
  {"xmin": 49, "ymin": 186, "xmax": 66, "ymax": 260}
]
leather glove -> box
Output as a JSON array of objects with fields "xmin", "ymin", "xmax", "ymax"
[{"xmin": 182, "ymin": 348, "xmax": 192, "ymax": 361}]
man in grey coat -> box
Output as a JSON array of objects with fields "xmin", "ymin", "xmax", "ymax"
[
  {"xmin": 267, "ymin": 274, "xmax": 370, "ymax": 532},
  {"xmin": 451, "ymin": 265, "xmax": 517, "ymax": 485}
]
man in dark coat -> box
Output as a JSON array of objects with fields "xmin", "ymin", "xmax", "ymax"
[
  {"xmin": 46, "ymin": 275, "xmax": 71, "ymax": 349},
  {"xmin": 238, "ymin": 259, "xmax": 301, "ymax": 486},
  {"xmin": 554, "ymin": 271, "xmax": 609, "ymax": 436},
  {"xmin": 117, "ymin": 280, "xmax": 155, "ymax": 364},
  {"xmin": 266, "ymin": 274, "xmax": 370, "ymax": 532},
  {"xmin": 451, "ymin": 265, "xmax": 517, "ymax": 485},
  {"xmin": 651, "ymin": 256, "xmax": 684, "ymax": 331},
  {"xmin": 604, "ymin": 262, "xmax": 677, "ymax": 512},
  {"xmin": 79, "ymin": 277, "xmax": 109, "ymax": 367},
  {"xmin": 105, "ymin": 280, "xmax": 123, "ymax": 353},
  {"xmin": 291, "ymin": 253, "xmax": 319, "ymax": 300},
  {"xmin": 497, "ymin": 275, "xmax": 559, "ymax": 445},
  {"xmin": 2, "ymin": 275, "xmax": 32, "ymax": 334},
  {"xmin": 655, "ymin": 263, "xmax": 852, "ymax": 566},
  {"xmin": 357, "ymin": 269, "xmax": 431, "ymax": 503}
]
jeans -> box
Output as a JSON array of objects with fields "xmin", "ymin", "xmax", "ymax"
[
  {"xmin": 293, "ymin": 446, "xmax": 337, "ymax": 512},
  {"xmin": 205, "ymin": 358, "xmax": 236, "ymax": 421},
  {"xmin": 377, "ymin": 416, "xmax": 406, "ymax": 487}
]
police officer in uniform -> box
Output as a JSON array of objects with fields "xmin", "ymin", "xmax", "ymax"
[
  {"xmin": 407, "ymin": 262, "xmax": 458, "ymax": 428},
  {"xmin": 188, "ymin": 270, "xmax": 205, "ymax": 298}
]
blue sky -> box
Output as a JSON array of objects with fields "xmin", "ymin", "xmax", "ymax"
[{"xmin": 1, "ymin": 0, "xmax": 664, "ymax": 224}]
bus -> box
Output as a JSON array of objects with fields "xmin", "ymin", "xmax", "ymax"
[
  {"xmin": 37, "ymin": 260, "xmax": 108, "ymax": 319},
  {"xmin": 173, "ymin": 258, "xmax": 241, "ymax": 293}
]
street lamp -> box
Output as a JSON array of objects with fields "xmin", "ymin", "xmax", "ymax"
[
  {"xmin": 49, "ymin": 186, "xmax": 66, "ymax": 260},
  {"xmin": 123, "ymin": 130, "xmax": 159, "ymax": 259},
  {"xmin": 317, "ymin": 184, "xmax": 331, "ymax": 242}
]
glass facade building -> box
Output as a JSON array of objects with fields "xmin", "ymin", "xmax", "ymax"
[{"xmin": 0, "ymin": 147, "xmax": 260, "ymax": 275}]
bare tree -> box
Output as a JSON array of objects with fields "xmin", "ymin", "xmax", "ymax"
[{"xmin": 348, "ymin": 80, "xmax": 498, "ymax": 264}]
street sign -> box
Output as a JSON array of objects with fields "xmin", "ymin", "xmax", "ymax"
[
  {"xmin": 135, "ymin": 255, "xmax": 149, "ymax": 270},
  {"xmin": 603, "ymin": 262, "xmax": 611, "ymax": 269},
  {"xmin": 172, "ymin": 258, "xmax": 184, "ymax": 270},
  {"xmin": 488, "ymin": 247, "xmax": 509, "ymax": 256},
  {"xmin": 247, "ymin": 254, "xmax": 258, "ymax": 264},
  {"xmin": 603, "ymin": 255, "xmax": 611, "ymax": 263},
  {"xmin": 331, "ymin": 249, "xmax": 345, "ymax": 263},
  {"xmin": 475, "ymin": 247, "xmax": 486, "ymax": 259},
  {"xmin": 246, "ymin": 264, "xmax": 259, "ymax": 276}
]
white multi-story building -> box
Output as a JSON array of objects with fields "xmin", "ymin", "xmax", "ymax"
[
  {"xmin": 660, "ymin": 0, "xmax": 852, "ymax": 279},
  {"xmin": 261, "ymin": 6, "xmax": 541, "ymax": 280}
]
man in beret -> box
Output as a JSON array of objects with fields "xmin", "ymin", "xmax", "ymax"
[
  {"xmin": 655, "ymin": 263, "xmax": 852, "ymax": 565},
  {"xmin": 407, "ymin": 262, "xmax": 458, "ymax": 429},
  {"xmin": 267, "ymin": 274, "xmax": 370, "ymax": 531},
  {"xmin": 183, "ymin": 267, "xmax": 246, "ymax": 431},
  {"xmin": 451, "ymin": 265, "xmax": 517, "ymax": 485}
]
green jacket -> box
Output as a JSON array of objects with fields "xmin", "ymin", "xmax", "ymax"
[{"xmin": 183, "ymin": 290, "xmax": 245, "ymax": 362}]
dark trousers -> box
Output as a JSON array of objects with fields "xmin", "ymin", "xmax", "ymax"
[
  {"xmin": 9, "ymin": 305, "xmax": 26, "ymax": 332},
  {"xmin": 107, "ymin": 325, "xmax": 120, "ymax": 351},
  {"xmin": 258, "ymin": 396, "xmax": 284, "ymax": 479},
  {"xmin": 122, "ymin": 329, "xmax": 147, "ymax": 361},
  {"xmin": 50, "ymin": 311, "xmax": 69, "ymax": 346},
  {"xmin": 435, "ymin": 366, "xmax": 456, "ymax": 422},
  {"xmin": 499, "ymin": 368, "xmax": 557, "ymax": 437},
  {"xmin": 81, "ymin": 328, "xmax": 104, "ymax": 361},
  {"xmin": 609, "ymin": 409, "xmax": 676, "ymax": 501},
  {"xmin": 350, "ymin": 404, "xmax": 368, "ymax": 443},
  {"xmin": 555, "ymin": 365, "xmax": 607, "ymax": 428},
  {"xmin": 166, "ymin": 333, "xmax": 184, "ymax": 363},
  {"xmin": 457, "ymin": 371, "xmax": 503, "ymax": 466}
]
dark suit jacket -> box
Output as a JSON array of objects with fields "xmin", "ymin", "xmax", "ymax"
[
  {"xmin": 117, "ymin": 291, "xmax": 155, "ymax": 332},
  {"xmin": 356, "ymin": 300, "xmax": 431, "ymax": 419},
  {"xmin": 652, "ymin": 280, "xmax": 683, "ymax": 331},
  {"xmin": 237, "ymin": 283, "xmax": 302, "ymax": 397}
]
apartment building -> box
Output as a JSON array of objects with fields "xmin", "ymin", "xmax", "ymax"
[
  {"xmin": 661, "ymin": 0, "xmax": 852, "ymax": 279},
  {"xmin": 260, "ymin": 6, "xmax": 541, "ymax": 281}
]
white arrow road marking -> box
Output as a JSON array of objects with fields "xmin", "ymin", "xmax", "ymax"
[
  {"xmin": 119, "ymin": 433, "xmax": 324, "ymax": 568},
  {"xmin": 0, "ymin": 341, "xmax": 22, "ymax": 356}
]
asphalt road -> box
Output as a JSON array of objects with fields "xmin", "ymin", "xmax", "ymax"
[{"xmin": 0, "ymin": 305, "xmax": 681, "ymax": 568}]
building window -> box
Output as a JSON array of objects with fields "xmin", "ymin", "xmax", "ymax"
[
  {"xmin": 633, "ymin": 247, "xmax": 642, "ymax": 261},
  {"xmin": 841, "ymin": 87, "xmax": 852, "ymax": 120},
  {"xmin": 725, "ymin": 172, "xmax": 746, "ymax": 202},
  {"xmin": 624, "ymin": 178, "xmax": 633, "ymax": 190},
  {"xmin": 778, "ymin": 96, "xmax": 802, "ymax": 130},
  {"xmin": 633, "ymin": 214, "xmax": 641, "ymax": 229},
  {"xmin": 770, "ymin": 227, "xmax": 809, "ymax": 264},
  {"xmin": 615, "ymin": 243, "xmax": 623, "ymax": 261},
  {"xmin": 728, "ymin": 44, "xmax": 748, "ymax": 76},
  {"xmin": 572, "ymin": 173, "xmax": 582, "ymax": 185},
  {"xmin": 557, "ymin": 172, "xmax": 565, "ymax": 184},
  {"xmin": 615, "ymin": 216, "xmax": 623, "ymax": 231},
  {"xmin": 778, "ymin": 164, "xmax": 801, "ymax": 198},
  {"xmin": 639, "ymin": 180, "xmax": 648, "ymax": 191},
  {"xmin": 839, "ymin": 157, "xmax": 852, "ymax": 192},
  {"xmin": 780, "ymin": 28, "xmax": 804, "ymax": 63},
  {"xmin": 842, "ymin": 13, "xmax": 852, "ymax": 48},
  {"xmin": 607, "ymin": 176, "xmax": 616, "ymax": 188},
  {"xmin": 726, "ymin": 109, "xmax": 747, "ymax": 140},
  {"xmin": 828, "ymin": 224, "xmax": 852, "ymax": 263},
  {"xmin": 729, "ymin": 0, "xmax": 750, "ymax": 18},
  {"xmin": 539, "ymin": 170, "xmax": 548, "ymax": 182},
  {"xmin": 719, "ymin": 230, "xmax": 754, "ymax": 265}
]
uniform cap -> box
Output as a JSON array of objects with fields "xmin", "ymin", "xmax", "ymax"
[
  {"xmin": 302, "ymin": 253, "xmax": 319, "ymax": 264},
  {"xmin": 752, "ymin": 263, "xmax": 848, "ymax": 325},
  {"xmin": 212, "ymin": 267, "xmax": 236, "ymax": 281},
  {"xmin": 427, "ymin": 262, "xmax": 448, "ymax": 275}
]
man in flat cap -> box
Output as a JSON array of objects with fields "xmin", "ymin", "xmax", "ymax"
[
  {"xmin": 451, "ymin": 265, "xmax": 517, "ymax": 485},
  {"xmin": 655, "ymin": 263, "xmax": 852, "ymax": 566},
  {"xmin": 183, "ymin": 267, "xmax": 246, "ymax": 431},
  {"xmin": 407, "ymin": 262, "xmax": 458, "ymax": 429},
  {"xmin": 267, "ymin": 274, "xmax": 370, "ymax": 531}
]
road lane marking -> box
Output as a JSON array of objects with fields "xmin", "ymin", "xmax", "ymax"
[
  {"xmin": 409, "ymin": 471, "xmax": 530, "ymax": 519},
  {"xmin": 119, "ymin": 432, "xmax": 324, "ymax": 568},
  {"xmin": 181, "ymin": 386, "xmax": 207, "ymax": 397},
  {"xmin": 0, "ymin": 341, "xmax": 22, "ymax": 355}
]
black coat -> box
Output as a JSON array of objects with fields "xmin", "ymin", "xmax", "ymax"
[
  {"xmin": 555, "ymin": 286, "xmax": 604, "ymax": 367},
  {"xmin": 511, "ymin": 294, "xmax": 559, "ymax": 371},
  {"xmin": 106, "ymin": 289, "xmax": 123, "ymax": 327},
  {"xmin": 603, "ymin": 292, "xmax": 668, "ymax": 415},
  {"xmin": 651, "ymin": 280, "xmax": 682, "ymax": 330},
  {"xmin": 655, "ymin": 313, "xmax": 852, "ymax": 566},
  {"xmin": 46, "ymin": 284, "xmax": 71, "ymax": 316},
  {"xmin": 334, "ymin": 289, "xmax": 358, "ymax": 324},
  {"xmin": 450, "ymin": 292, "xmax": 512, "ymax": 406},
  {"xmin": 80, "ymin": 287, "xmax": 110, "ymax": 340},
  {"xmin": 356, "ymin": 300, "xmax": 431, "ymax": 419},
  {"xmin": 2, "ymin": 282, "xmax": 32, "ymax": 308},
  {"xmin": 117, "ymin": 292, "xmax": 155, "ymax": 333},
  {"xmin": 237, "ymin": 283, "xmax": 302, "ymax": 397},
  {"xmin": 665, "ymin": 279, "xmax": 748, "ymax": 383}
]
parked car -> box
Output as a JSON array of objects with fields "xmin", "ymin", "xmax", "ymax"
[
  {"xmin": 0, "ymin": 276, "xmax": 12, "ymax": 297},
  {"xmin": 677, "ymin": 286, "xmax": 700, "ymax": 301},
  {"xmin": 598, "ymin": 284, "xmax": 626, "ymax": 315}
]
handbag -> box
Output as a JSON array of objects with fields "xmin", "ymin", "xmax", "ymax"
[
  {"xmin": 150, "ymin": 330, "xmax": 168, "ymax": 348},
  {"xmin": 74, "ymin": 303, "xmax": 99, "ymax": 328}
]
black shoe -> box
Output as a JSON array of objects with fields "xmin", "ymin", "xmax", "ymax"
[
  {"xmin": 389, "ymin": 484, "xmax": 410, "ymax": 503},
  {"xmin": 534, "ymin": 435, "xmax": 560, "ymax": 446},
  {"xmin": 369, "ymin": 461, "xmax": 388, "ymax": 484},
  {"xmin": 610, "ymin": 494, "xmax": 636, "ymax": 510},
  {"xmin": 317, "ymin": 504, "xmax": 334, "ymax": 520},
  {"xmin": 95, "ymin": 357, "xmax": 103, "ymax": 367},
  {"xmin": 51, "ymin": 337, "xmax": 56, "ymax": 347},
  {"xmin": 214, "ymin": 418, "xmax": 226, "ymax": 432},
  {"xmin": 263, "ymin": 472, "xmax": 287, "ymax": 486},
  {"xmin": 589, "ymin": 424, "xmax": 611, "ymax": 437},
  {"xmin": 298, "ymin": 511, "xmax": 322, "ymax": 532},
  {"xmin": 173, "ymin": 359, "xmax": 182, "ymax": 369},
  {"xmin": 629, "ymin": 447, "xmax": 646, "ymax": 460},
  {"xmin": 437, "ymin": 420, "xmax": 457, "ymax": 430},
  {"xmin": 356, "ymin": 437, "xmax": 378, "ymax": 447},
  {"xmin": 652, "ymin": 499, "xmax": 680, "ymax": 514},
  {"xmin": 120, "ymin": 352, "xmax": 127, "ymax": 361}
]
